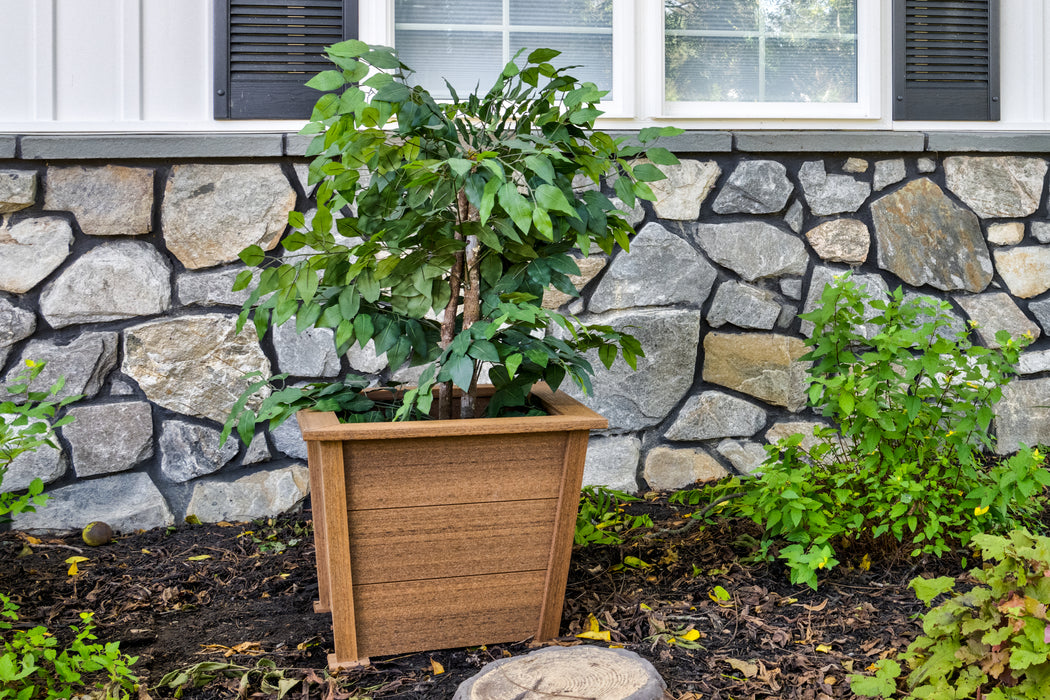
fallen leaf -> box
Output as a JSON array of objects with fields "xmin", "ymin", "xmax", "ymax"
[
  {"xmin": 825, "ymin": 676, "xmax": 838, "ymax": 686},
  {"xmin": 859, "ymin": 554, "xmax": 871, "ymax": 571},
  {"xmin": 680, "ymin": 629, "xmax": 701, "ymax": 642},
  {"xmin": 187, "ymin": 555, "xmax": 211, "ymax": 561},
  {"xmin": 184, "ymin": 514, "xmax": 202, "ymax": 525},
  {"xmin": 802, "ymin": 600, "xmax": 828, "ymax": 612},
  {"xmin": 65, "ymin": 556, "xmax": 88, "ymax": 576},
  {"xmin": 24, "ymin": 535, "xmax": 42, "ymax": 545},
  {"xmin": 816, "ymin": 644, "xmax": 833, "ymax": 653},
  {"xmin": 141, "ymin": 549, "xmax": 151, "ymax": 554},
  {"xmin": 430, "ymin": 659, "xmax": 444, "ymax": 675},
  {"xmin": 576, "ymin": 613, "xmax": 612, "ymax": 642},
  {"xmin": 726, "ymin": 658, "xmax": 759, "ymax": 678},
  {"xmin": 216, "ymin": 521, "xmax": 235, "ymax": 527}
]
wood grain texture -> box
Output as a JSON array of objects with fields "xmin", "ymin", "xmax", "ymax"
[
  {"xmin": 317, "ymin": 439, "xmax": 359, "ymax": 663},
  {"xmin": 352, "ymin": 572, "xmax": 546, "ymax": 657},
  {"xmin": 299, "ymin": 411, "xmax": 341, "ymax": 615},
  {"xmin": 343, "ymin": 432, "xmax": 566, "ymax": 510},
  {"xmin": 347, "ymin": 499, "xmax": 557, "ymax": 585},
  {"xmin": 298, "ymin": 384, "xmax": 607, "ymax": 442},
  {"xmin": 536, "ymin": 429, "xmax": 591, "ymax": 642}
]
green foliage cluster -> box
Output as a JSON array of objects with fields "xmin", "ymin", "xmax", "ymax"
[
  {"xmin": 851, "ymin": 528, "xmax": 1050, "ymax": 699},
  {"xmin": 230, "ymin": 41, "xmax": 679, "ymax": 440},
  {"xmin": 0, "ymin": 361, "xmax": 80, "ymax": 523},
  {"xmin": 0, "ymin": 594, "xmax": 138, "ymax": 700},
  {"xmin": 732, "ymin": 274, "xmax": 1048, "ymax": 590},
  {"xmin": 575, "ymin": 486, "xmax": 653, "ymax": 547},
  {"xmin": 157, "ymin": 659, "xmax": 300, "ymax": 699}
]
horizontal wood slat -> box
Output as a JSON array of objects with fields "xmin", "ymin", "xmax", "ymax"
[
  {"xmin": 346, "ymin": 500, "xmax": 557, "ymax": 585},
  {"xmin": 342, "ymin": 432, "xmax": 567, "ymax": 510},
  {"xmin": 352, "ymin": 572, "xmax": 546, "ymax": 657}
]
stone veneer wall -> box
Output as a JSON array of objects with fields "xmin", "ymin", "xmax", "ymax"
[{"xmin": 2, "ymin": 131, "xmax": 1050, "ymax": 533}]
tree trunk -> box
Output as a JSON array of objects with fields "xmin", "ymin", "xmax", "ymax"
[
  {"xmin": 437, "ymin": 222, "xmax": 464, "ymax": 421},
  {"xmin": 459, "ymin": 190, "xmax": 482, "ymax": 418}
]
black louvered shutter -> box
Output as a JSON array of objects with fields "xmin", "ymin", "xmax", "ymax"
[
  {"xmin": 893, "ymin": 0, "xmax": 999, "ymax": 120},
  {"xmin": 214, "ymin": 0, "xmax": 358, "ymax": 119}
]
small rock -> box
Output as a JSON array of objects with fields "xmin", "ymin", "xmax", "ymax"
[
  {"xmin": 780, "ymin": 278, "xmax": 803, "ymax": 300},
  {"xmin": 63, "ymin": 401, "xmax": 154, "ymax": 477},
  {"xmin": 0, "ymin": 420, "xmax": 65, "ymax": 491},
  {"xmin": 1030, "ymin": 298, "xmax": 1050, "ymax": 334},
  {"xmin": 954, "ymin": 292, "xmax": 1041, "ymax": 348},
  {"xmin": 944, "ymin": 156, "xmax": 1047, "ymax": 219},
  {"xmin": 271, "ymin": 419, "xmax": 309, "ymax": 460},
  {"xmin": 764, "ymin": 421, "xmax": 828, "ymax": 453},
  {"xmin": 186, "ymin": 464, "xmax": 310, "ymax": 523},
  {"xmin": 692, "ymin": 221, "xmax": 809, "ymax": 282},
  {"xmin": 798, "ymin": 160, "xmax": 870, "ymax": 216},
  {"xmin": 43, "ymin": 166, "xmax": 153, "ymax": 236},
  {"xmin": 917, "ymin": 158, "xmax": 937, "ymax": 173},
  {"xmin": 159, "ymin": 418, "xmax": 239, "ymax": 483},
  {"xmin": 986, "ymin": 222, "xmax": 1024, "ymax": 246},
  {"xmin": 1018, "ymin": 349, "xmax": 1050, "ymax": 375},
  {"xmin": 81, "ymin": 521, "xmax": 113, "ymax": 546},
  {"xmin": 716, "ymin": 439, "xmax": 768, "ymax": 474},
  {"xmin": 610, "ymin": 197, "xmax": 645, "ymax": 228},
  {"xmin": 6, "ymin": 332, "xmax": 118, "ymax": 401},
  {"xmin": 802, "ymin": 266, "xmax": 889, "ymax": 338},
  {"xmin": 873, "ymin": 159, "xmax": 906, "ymax": 191},
  {"xmin": 1032, "ymin": 222, "xmax": 1050, "ymax": 244},
  {"xmin": 647, "ymin": 159, "xmax": 720, "ymax": 220},
  {"xmin": 993, "ymin": 247, "xmax": 1050, "ymax": 299},
  {"xmin": 0, "ymin": 216, "xmax": 74, "ymax": 293},
  {"xmin": 842, "ymin": 158, "xmax": 868, "ymax": 174},
  {"xmin": 706, "ymin": 281, "xmax": 781, "ymax": 330},
  {"xmin": 784, "ymin": 200, "xmax": 804, "ymax": 233},
  {"xmin": 666, "ymin": 391, "xmax": 767, "ymax": 441},
  {"xmin": 0, "ymin": 170, "xmax": 37, "ymax": 213},
  {"xmin": 712, "ymin": 160, "xmax": 793, "ymax": 215},
  {"xmin": 583, "ymin": 436, "xmax": 641, "ymax": 493},
  {"xmin": 176, "ymin": 267, "xmax": 256, "ymax": 307},
  {"xmin": 347, "ymin": 340, "xmax": 389, "ymax": 375},
  {"xmin": 273, "ymin": 321, "xmax": 341, "ymax": 378},
  {"xmin": 805, "ymin": 219, "xmax": 870, "ymax": 264},
  {"xmin": 0, "ymin": 295, "xmax": 35, "ymax": 368},
  {"xmin": 995, "ymin": 378, "xmax": 1050, "ymax": 454},
  {"xmin": 702, "ymin": 332, "xmax": 809, "ymax": 411},
  {"xmin": 644, "ymin": 446, "xmax": 727, "ymax": 491}
]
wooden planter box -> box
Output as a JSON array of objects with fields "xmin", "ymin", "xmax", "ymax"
[{"xmin": 297, "ymin": 384, "xmax": 607, "ymax": 669}]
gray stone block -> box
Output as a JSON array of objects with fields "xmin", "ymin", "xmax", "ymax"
[
  {"xmin": 20, "ymin": 134, "xmax": 284, "ymax": 159},
  {"xmin": 666, "ymin": 391, "xmax": 767, "ymax": 441},
  {"xmin": 11, "ymin": 472, "xmax": 173, "ymax": 534},
  {"xmin": 159, "ymin": 418, "xmax": 238, "ymax": 483},
  {"xmin": 64, "ymin": 401, "xmax": 154, "ymax": 477},
  {"xmin": 995, "ymin": 378, "xmax": 1050, "ymax": 454},
  {"xmin": 644, "ymin": 446, "xmax": 727, "ymax": 491},
  {"xmin": 582, "ymin": 436, "xmax": 641, "ymax": 493},
  {"xmin": 734, "ymin": 131, "xmax": 925, "ymax": 153},
  {"xmin": 927, "ymin": 132, "xmax": 1050, "ymax": 153},
  {"xmin": 0, "ymin": 136, "xmax": 16, "ymax": 159},
  {"xmin": 607, "ymin": 130, "xmax": 732, "ymax": 153},
  {"xmin": 185, "ymin": 464, "xmax": 309, "ymax": 523}
]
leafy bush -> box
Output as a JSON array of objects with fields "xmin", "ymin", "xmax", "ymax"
[
  {"xmin": 0, "ymin": 360, "xmax": 80, "ymax": 522},
  {"xmin": 733, "ymin": 274, "xmax": 1048, "ymax": 589},
  {"xmin": 575, "ymin": 486, "xmax": 653, "ymax": 547},
  {"xmin": 851, "ymin": 528, "xmax": 1050, "ymax": 699},
  {"xmin": 0, "ymin": 593, "xmax": 138, "ymax": 699}
]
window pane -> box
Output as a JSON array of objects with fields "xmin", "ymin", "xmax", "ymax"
[
  {"xmin": 394, "ymin": 0, "xmax": 501, "ymax": 25},
  {"xmin": 510, "ymin": 0, "xmax": 612, "ymax": 28},
  {"xmin": 394, "ymin": 30, "xmax": 503, "ymax": 98},
  {"xmin": 764, "ymin": 39, "xmax": 856, "ymax": 102},
  {"xmin": 396, "ymin": 1, "xmax": 613, "ymax": 99},
  {"xmin": 665, "ymin": 0, "xmax": 758, "ymax": 32},
  {"xmin": 665, "ymin": 0, "xmax": 858, "ymax": 103},
  {"xmin": 666, "ymin": 37, "xmax": 759, "ymax": 102},
  {"xmin": 510, "ymin": 33, "xmax": 613, "ymax": 92}
]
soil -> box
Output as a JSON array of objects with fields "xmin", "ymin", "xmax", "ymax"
[{"xmin": 0, "ymin": 495, "xmax": 976, "ymax": 699}]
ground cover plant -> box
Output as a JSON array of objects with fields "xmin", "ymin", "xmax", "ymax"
[
  {"xmin": 721, "ymin": 274, "xmax": 1049, "ymax": 590},
  {"xmin": 0, "ymin": 362, "xmax": 138, "ymax": 699}
]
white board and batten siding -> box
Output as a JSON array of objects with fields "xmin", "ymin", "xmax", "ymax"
[{"xmin": 3, "ymin": 0, "xmax": 1050, "ymax": 132}]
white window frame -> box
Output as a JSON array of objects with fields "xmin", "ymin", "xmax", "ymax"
[
  {"xmin": 641, "ymin": 0, "xmax": 881, "ymax": 121},
  {"xmin": 364, "ymin": 1, "xmax": 880, "ymax": 125},
  {"xmin": 362, "ymin": 1, "xmax": 635, "ymax": 119}
]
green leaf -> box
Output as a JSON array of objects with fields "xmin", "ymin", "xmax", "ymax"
[
  {"xmin": 499, "ymin": 183, "xmax": 533, "ymax": 234},
  {"xmin": 909, "ymin": 576, "xmax": 956, "ymax": 606},
  {"xmin": 327, "ymin": 39, "xmax": 369, "ymax": 58},
  {"xmin": 445, "ymin": 353, "xmax": 475, "ymax": 391},
  {"xmin": 644, "ymin": 147, "xmax": 679, "ymax": 166},
  {"xmin": 535, "ymin": 184, "xmax": 579, "ymax": 217},
  {"xmin": 373, "ymin": 82, "xmax": 411, "ymax": 103},
  {"xmin": 447, "ymin": 158, "xmax": 474, "ymax": 177},
  {"xmin": 239, "ymin": 245, "xmax": 265, "ymax": 266},
  {"xmin": 306, "ymin": 70, "xmax": 346, "ymax": 92},
  {"xmin": 527, "ymin": 48, "xmax": 561, "ymax": 63},
  {"xmin": 613, "ymin": 175, "xmax": 635, "ymax": 209},
  {"xmin": 631, "ymin": 163, "xmax": 667, "ymax": 182}
]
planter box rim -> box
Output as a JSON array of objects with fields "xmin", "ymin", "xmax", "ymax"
[{"xmin": 297, "ymin": 383, "xmax": 606, "ymax": 441}]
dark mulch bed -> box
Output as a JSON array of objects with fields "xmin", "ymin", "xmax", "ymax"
[{"xmin": 0, "ymin": 495, "xmax": 972, "ymax": 699}]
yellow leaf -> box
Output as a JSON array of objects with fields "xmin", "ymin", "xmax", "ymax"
[
  {"xmin": 816, "ymin": 644, "xmax": 833, "ymax": 653},
  {"xmin": 187, "ymin": 555, "xmax": 211, "ymax": 561},
  {"xmin": 430, "ymin": 659, "xmax": 444, "ymax": 675},
  {"xmin": 680, "ymin": 629, "xmax": 701, "ymax": 642},
  {"xmin": 859, "ymin": 554, "xmax": 871, "ymax": 572},
  {"xmin": 975, "ymin": 505, "xmax": 989, "ymax": 516},
  {"xmin": 585, "ymin": 613, "xmax": 600, "ymax": 633},
  {"xmin": 25, "ymin": 536, "xmax": 41, "ymax": 545},
  {"xmin": 65, "ymin": 556, "xmax": 88, "ymax": 576},
  {"xmin": 825, "ymin": 676, "xmax": 838, "ymax": 686},
  {"xmin": 141, "ymin": 549, "xmax": 151, "ymax": 554},
  {"xmin": 216, "ymin": 521, "xmax": 235, "ymax": 527},
  {"xmin": 609, "ymin": 644, "xmax": 624, "ymax": 649},
  {"xmin": 576, "ymin": 630, "xmax": 612, "ymax": 642}
]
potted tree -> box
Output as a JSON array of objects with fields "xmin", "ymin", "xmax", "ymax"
[{"xmin": 226, "ymin": 41, "xmax": 680, "ymax": 668}]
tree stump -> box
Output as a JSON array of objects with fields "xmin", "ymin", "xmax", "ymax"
[{"xmin": 453, "ymin": 646, "xmax": 667, "ymax": 700}]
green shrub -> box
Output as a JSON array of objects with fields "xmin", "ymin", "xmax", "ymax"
[
  {"xmin": 850, "ymin": 528, "xmax": 1050, "ymax": 699},
  {"xmin": 733, "ymin": 274, "xmax": 1048, "ymax": 589},
  {"xmin": 0, "ymin": 360, "xmax": 80, "ymax": 522},
  {"xmin": 574, "ymin": 486, "xmax": 653, "ymax": 547},
  {"xmin": 0, "ymin": 593, "xmax": 138, "ymax": 700}
]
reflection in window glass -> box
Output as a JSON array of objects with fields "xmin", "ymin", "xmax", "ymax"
[
  {"xmin": 665, "ymin": 0, "xmax": 857, "ymax": 103},
  {"xmin": 394, "ymin": 0, "xmax": 613, "ymax": 99}
]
